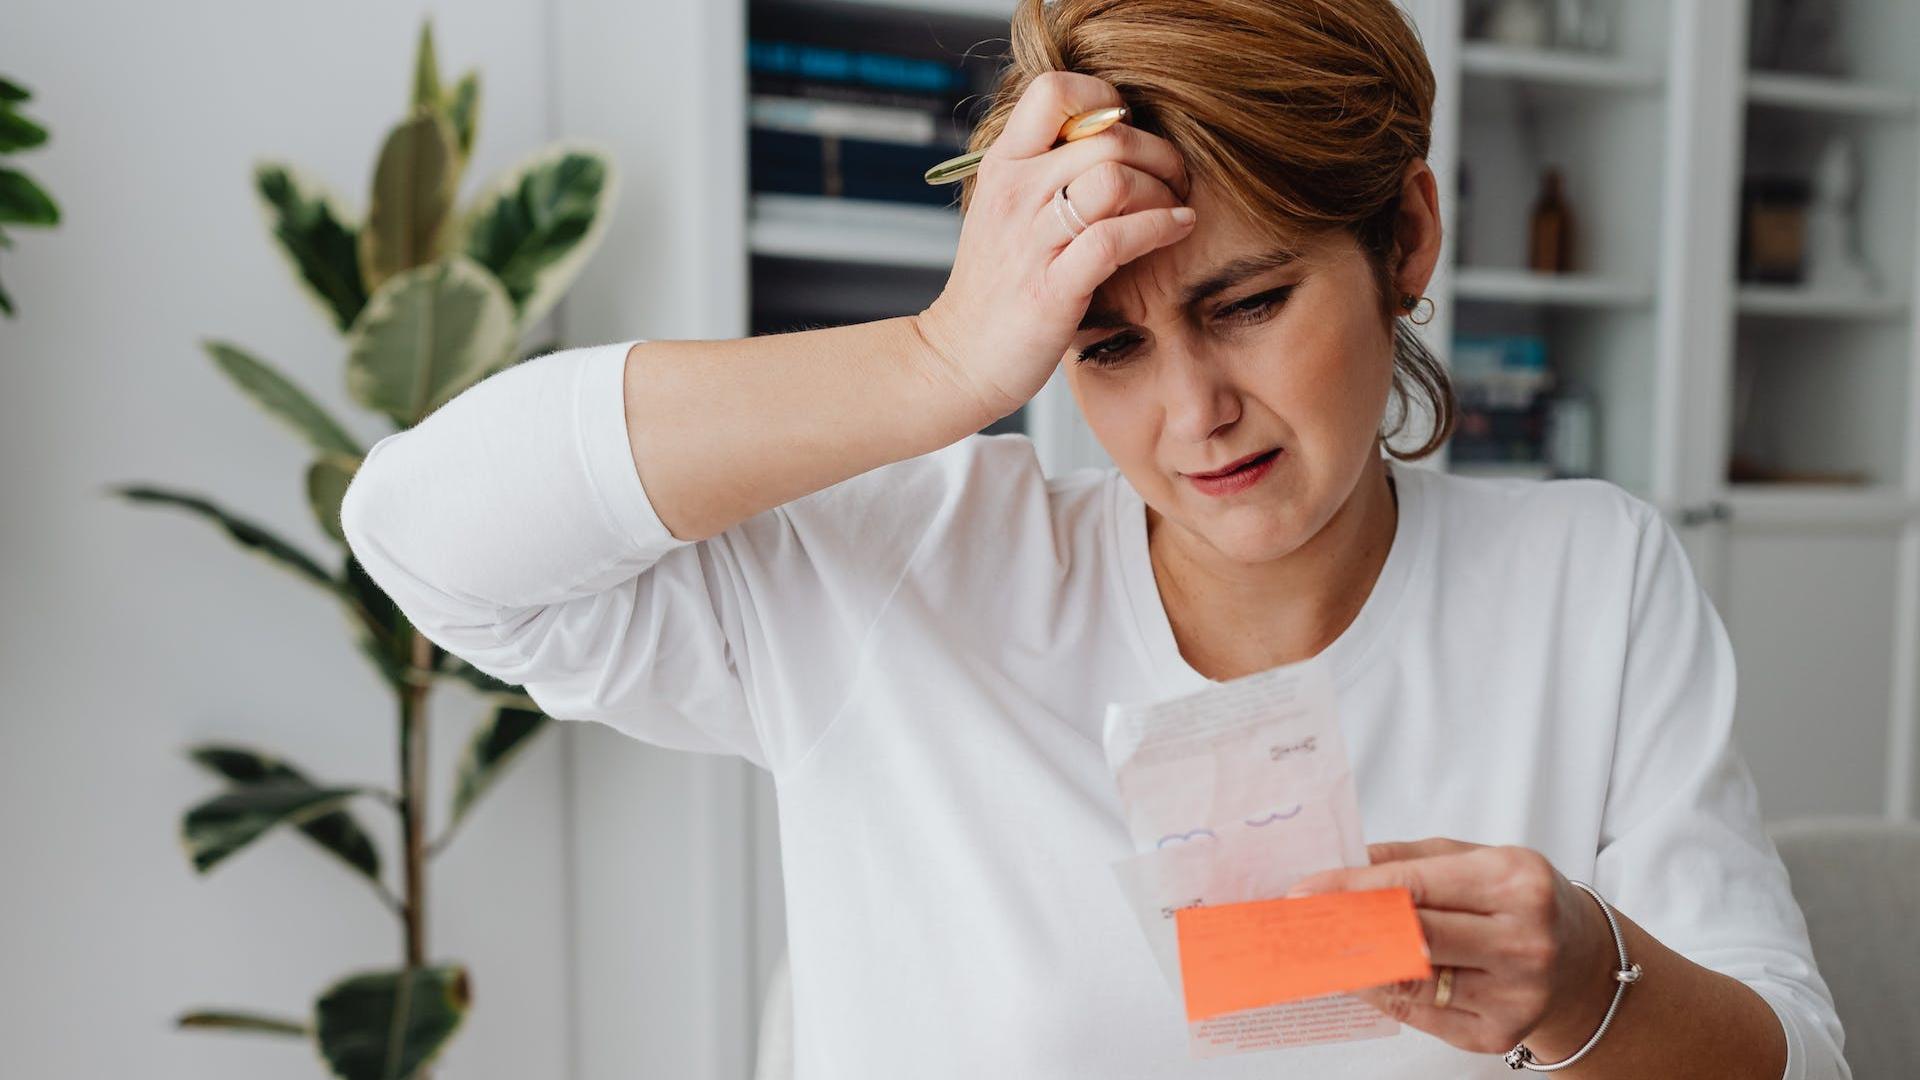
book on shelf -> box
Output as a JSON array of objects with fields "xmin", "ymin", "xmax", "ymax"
[
  {"xmin": 748, "ymin": 37, "xmax": 978, "ymax": 210},
  {"xmin": 1448, "ymin": 334, "xmax": 1596, "ymax": 478}
]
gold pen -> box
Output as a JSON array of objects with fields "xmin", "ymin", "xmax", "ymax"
[{"xmin": 923, "ymin": 105, "xmax": 1129, "ymax": 185}]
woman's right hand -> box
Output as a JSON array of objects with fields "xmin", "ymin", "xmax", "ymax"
[{"xmin": 914, "ymin": 71, "xmax": 1197, "ymax": 423}]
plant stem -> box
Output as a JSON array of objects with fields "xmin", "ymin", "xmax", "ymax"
[{"xmin": 400, "ymin": 630, "xmax": 433, "ymax": 969}]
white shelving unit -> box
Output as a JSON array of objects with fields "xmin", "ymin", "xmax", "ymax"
[
  {"xmin": 1429, "ymin": 2, "xmax": 1920, "ymax": 825},
  {"xmin": 1713, "ymin": 1, "xmax": 1920, "ymax": 829}
]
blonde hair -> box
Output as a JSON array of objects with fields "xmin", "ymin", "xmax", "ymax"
[{"xmin": 960, "ymin": 0, "xmax": 1455, "ymax": 458}]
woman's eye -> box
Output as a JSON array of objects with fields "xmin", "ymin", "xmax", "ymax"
[
  {"xmin": 1074, "ymin": 333, "xmax": 1140, "ymax": 366},
  {"xmin": 1218, "ymin": 285, "xmax": 1295, "ymax": 323},
  {"xmin": 1073, "ymin": 287, "xmax": 1293, "ymax": 366}
]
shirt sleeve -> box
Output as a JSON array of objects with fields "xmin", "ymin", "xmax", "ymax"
[
  {"xmin": 1592, "ymin": 502, "xmax": 1851, "ymax": 1080},
  {"xmin": 338, "ymin": 338, "xmax": 993, "ymax": 774}
]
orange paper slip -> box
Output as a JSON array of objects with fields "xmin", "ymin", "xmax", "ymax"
[{"xmin": 1173, "ymin": 888, "xmax": 1433, "ymax": 1021}]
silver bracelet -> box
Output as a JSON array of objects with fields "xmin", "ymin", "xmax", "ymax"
[{"xmin": 1505, "ymin": 879, "xmax": 1644, "ymax": 1071}]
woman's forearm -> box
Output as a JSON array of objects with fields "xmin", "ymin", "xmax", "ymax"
[
  {"xmin": 620, "ymin": 315, "xmax": 999, "ymax": 542},
  {"xmin": 1522, "ymin": 909, "xmax": 1788, "ymax": 1077}
]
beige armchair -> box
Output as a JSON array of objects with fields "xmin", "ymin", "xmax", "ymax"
[{"xmin": 1769, "ymin": 815, "xmax": 1920, "ymax": 1079}]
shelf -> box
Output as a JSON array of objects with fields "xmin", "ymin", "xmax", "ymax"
[
  {"xmin": 1459, "ymin": 42, "xmax": 1662, "ymax": 93},
  {"xmin": 1724, "ymin": 484, "xmax": 1919, "ymax": 527},
  {"xmin": 1453, "ymin": 267, "xmax": 1655, "ymax": 308},
  {"xmin": 749, "ymin": 193, "xmax": 960, "ymax": 269},
  {"xmin": 1746, "ymin": 72, "xmax": 1919, "ymax": 119},
  {"xmin": 1737, "ymin": 285, "xmax": 1911, "ymax": 321}
]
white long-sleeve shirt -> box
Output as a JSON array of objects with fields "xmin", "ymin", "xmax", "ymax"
[{"xmin": 339, "ymin": 339, "xmax": 1849, "ymax": 1079}]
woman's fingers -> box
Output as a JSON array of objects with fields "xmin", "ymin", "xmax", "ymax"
[
  {"xmin": 1368, "ymin": 837, "xmax": 1482, "ymax": 865},
  {"xmin": 1041, "ymin": 122, "xmax": 1192, "ymax": 204},
  {"xmin": 1351, "ymin": 972, "xmax": 1499, "ymax": 1049},
  {"xmin": 990, "ymin": 70, "xmax": 1129, "ymax": 160},
  {"xmin": 1046, "ymin": 205, "xmax": 1196, "ymax": 301},
  {"xmin": 1057, "ymin": 161, "xmax": 1181, "ymax": 226},
  {"xmin": 1290, "ymin": 845, "xmax": 1548, "ymax": 914},
  {"xmin": 1415, "ymin": 907, "xmax": 1499, "ymax": 967}
]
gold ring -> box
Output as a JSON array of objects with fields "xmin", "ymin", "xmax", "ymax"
[{"xmin": 1433, "ymin": 965, "xmax": 1454, "ymax": 1009}]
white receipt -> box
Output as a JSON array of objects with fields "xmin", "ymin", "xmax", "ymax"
[{"xmin": 1103, "ymin": 656, "xmax": 1397, "ymax": 1058}]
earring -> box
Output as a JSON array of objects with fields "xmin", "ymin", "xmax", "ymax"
[{"xmin": 1399, "ymin": 293, "xmax": 1435, "ymax": 326}]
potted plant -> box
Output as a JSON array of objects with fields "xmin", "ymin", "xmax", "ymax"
[{"xmin": 107, "ymin": 18, "xmax": 618, "ymax": 1079}]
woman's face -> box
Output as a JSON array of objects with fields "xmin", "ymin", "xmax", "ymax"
[{"xmin": 1063, "ymin": 166, "xmax": 1436, "ymax": 565}]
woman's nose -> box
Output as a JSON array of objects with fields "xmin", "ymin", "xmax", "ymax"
[{"xmin": 1158, "ymin": 348, "xmax": 1242, "ymax": 443}]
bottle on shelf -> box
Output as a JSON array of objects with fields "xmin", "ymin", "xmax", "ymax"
[{"xmin": 1528, "ymin": 167, "xmax": 1575, "ymax": 274}]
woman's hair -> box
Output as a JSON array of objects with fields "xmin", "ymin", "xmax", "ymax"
[{"xmin": 960, "ymin": 0, "xmax": 1456, "ymax": 459}]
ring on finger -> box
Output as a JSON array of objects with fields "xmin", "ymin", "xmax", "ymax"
[
  {"xmin": 1432, "ymin": 965, "xmax": 1455, "ymax": 1010},
  {"xmin": 1052, "ymin": 184, "xmax": 1089, "ymax": 241}
]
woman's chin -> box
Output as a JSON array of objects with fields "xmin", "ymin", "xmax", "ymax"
[{"xmin": 1190, "ymin": 504, "xmax": 1313, "ymax": 564}]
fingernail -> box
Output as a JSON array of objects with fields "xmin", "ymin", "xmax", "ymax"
[{"xmin": 1171, "ymin": 207, "xmax": 1196, "ymax": 225}]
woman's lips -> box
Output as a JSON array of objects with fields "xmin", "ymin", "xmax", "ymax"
[
  {"xmin": 1185, "ymin": 448, "xmax": 1281, "ymax": 496},
  {"xmin": 1187, "ymin": 448, "xmax": 1279, "ymax": 479}
]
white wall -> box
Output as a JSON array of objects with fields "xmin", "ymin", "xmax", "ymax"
[
  {"xmin": 549, "ymin": 0, "xmax": 760, "ymax": 1076},
  {"xmin": 1, "ymin": 2, "xmax": 586, "ymax": 1076}
]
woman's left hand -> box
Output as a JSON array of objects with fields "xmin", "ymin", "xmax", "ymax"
[{"xmin": 1284, "ymin": 837, "xmax": 1620, "ymax": 1057}]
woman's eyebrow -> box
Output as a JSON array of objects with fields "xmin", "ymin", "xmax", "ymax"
[{"xmin": 1077, "ymin": 245, "xmax": 1302, "ymax": 331}]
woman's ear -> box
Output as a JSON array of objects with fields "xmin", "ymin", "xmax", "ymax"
[{"xmin": 1391, "ymin": 158, "xmax": 1443, "ymax": 300}]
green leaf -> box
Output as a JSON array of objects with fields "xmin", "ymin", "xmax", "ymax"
[
  {"xmin": 444, "ymin": 73, "xmax": 480, "ymax": 163},
  {"xmin": 449, "ymin": 703, "xmax": 548, "ymax": 828},
  {"xmin": 0, "ymin": 166, "xmax": 60, "ymax": 227},
  {"xmin": 204, "ymin": 339, "xmax": 362, "ymax": 457},
  {"xmin": 253, "ymin": 162, "xmax": 369, "ymax": 333},
  {"xmin": 182, "ymin": 780, "xmax": 363, "ymax": 874},
  {"xmin": 358, "ymin": 111, "xmax": 459, "ymax": 295},
  {"xmin": 0, "ymin": 269, "xmax": 12, "ymax": 318},
  {"xmin": 0, "ymin": 77, "xmax": 29, "ymax": 103},
  {"xmin": 178, "ymin": 1009, "xmax": 311, "ymax": 1037},
  {"xmin": 111, "ymin": 485, "xmax": 337, "ymax": 593},
  {"xmin": 0, "ymin": 106, "xmax": 48, "ymax": 154},
  {"xmin": 461, "ymin": 143, "xmax": 617, "ymax": 328},
  {"xmin": 308, "ymin": 453, "xmax": 360, "ymax": 545},
  {"xmin": 344, "ymin": 254, "xmax": 516, "ymax": 426},
  {"xmin": 410, "ymin": 19, "xmax": 442, "ymax": 112},
  {"xmin": 188, "ymin": 744, "xmax": 382, "ymax": 883},
  {"xmin": 315, "ymin": 966, "xmax": 470, "ymax": 1080}
]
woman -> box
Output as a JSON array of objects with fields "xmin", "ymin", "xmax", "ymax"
[{"xmin": 340, "ymin": 0, "xmax": 1846, "ymax": 1075}]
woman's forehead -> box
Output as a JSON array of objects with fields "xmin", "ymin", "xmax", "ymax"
[{"xmin": 1085, "ymin": 224, "xmax": 1342, "ymax": 327}]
